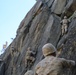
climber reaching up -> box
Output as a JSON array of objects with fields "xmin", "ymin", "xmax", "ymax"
[
  {"xmin": 60, "ymin": 16, "xmax": 70, "ymax": 36},
  {"xmin": 25, "ymin": 47, "xmax": 35, "ymax": 69}
]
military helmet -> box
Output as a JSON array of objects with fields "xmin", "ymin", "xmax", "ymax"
[
  {"xmin": 27, "ymin": 47, "xmax": 31, "ymax": 50},
  {"xmin": 42, "ymin": 43, "xmax": 56, "ymax": 57},
  {"xmin": 64, "ymin": 16, "xmax": 67, "ymax": 19}
]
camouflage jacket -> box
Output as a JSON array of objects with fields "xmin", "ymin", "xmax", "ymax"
[{"xmin": 35, "ymin": 56, "xmax": 75, "ymax": 75}]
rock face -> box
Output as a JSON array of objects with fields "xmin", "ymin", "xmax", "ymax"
[
  {"xmin": 51, "ymin": 0, "xmax": 67, "ymax": 14},
  {"xmin": 0, "ymin": 0, "xmax": 76, "ymax": 75},
  {"xmin": 0, "ymin": 61, "xmax": 5, "ymax": 75}
]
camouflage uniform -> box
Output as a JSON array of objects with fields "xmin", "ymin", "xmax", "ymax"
[
  {"xmin": 11, "ymin": 45, "xmax": 17, "ymax": 57},
  {"xmin": 35, "ymin": 43, "xmax": 75, "ymax": 75},
  {"xmin": 61, "ymin": 16, "xmax": 70, "ymax": 35},
  {"xmin": 35, "ymin": 56, "xmax": 75, "ymax": 75},
  {"xmin": 25, "ymin": 47, "xmax": 35, "ymax": 68}
]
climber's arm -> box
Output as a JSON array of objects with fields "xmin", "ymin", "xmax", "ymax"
[{"xmin": 61, "ymin": 58, "xmax": 75, "ymax": 68}]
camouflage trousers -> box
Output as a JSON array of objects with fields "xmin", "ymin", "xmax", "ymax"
[
  {"xmin": 62, "ymin": 24, "xmax": 68, "ymax": 35},
  {"xmin": 25, "ymin": 57, "xmax": 35, "ymax": 69}
]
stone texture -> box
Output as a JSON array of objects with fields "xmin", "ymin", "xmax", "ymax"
[
  {"xmin": 0, "ymin": 0, "xmax": 76, "ymax": 75},
  {"xmin": 17, "ymin": 0, "xmax": 43, "ymax": 36},
  {"xmin": 45, "ymin": 0, "xmax": 54, "ymax": 8},
  {"xmin": 24, "ymin": 70, "xmax": 34, "ymax": 75},
  {"xmin": 62, "ymin": 0, "xmax": 76, "ymax": 17},
  {"xmin": 51, "ymin": 0, "xmax": 67, "ymax": 14},
  {"xmin": 0, "ymin": 62, "xmax": 5, "ymax": 75}
]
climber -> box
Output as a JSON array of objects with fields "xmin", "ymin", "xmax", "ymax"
[
  {"xmin": 24, "ymin": 70, "xmax": 34, "ymax": 75},
  {"xmin": 11, "ymin": 45, "xmax": 16, "ymax": 54},
  {"xmin": 11, "ymin": 45, "xmax": 17, "ymax": 56},
  {"xmin": 11, "ymin": 46, "xmax": 14, "ymax": 57},
  {"xmin": 35, "ymin": 43, "xmax": 75, "ymax": 75},
  {"xmin": 60, "ymin": 16, "xmax": 70, "ymax": 35},
  {"xmin": 3, "ymin": 41, "xmax": 8, "ymax": 49},
  {"xmin": 25, "ymin": 47, "xmax": 35, "ymax": 69}
]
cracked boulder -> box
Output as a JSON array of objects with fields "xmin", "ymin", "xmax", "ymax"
[{"xmin": 51, "ymin": 0, "xmax": 67, "ymax": 14}]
